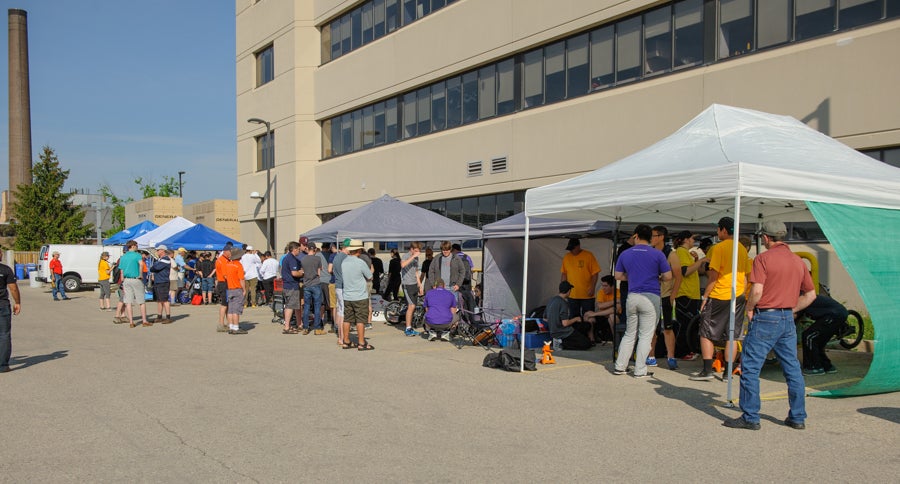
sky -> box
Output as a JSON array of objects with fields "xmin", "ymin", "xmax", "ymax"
[{"xmin": 0, "ymin": 1, "xmax": 236, "ymax": 205}]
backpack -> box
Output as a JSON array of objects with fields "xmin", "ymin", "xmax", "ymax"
[
  {"xmin": 111, "ymin": 261, "xmax": 123, "ymax": 284},
  {"xmin": 482, "ymin": 349, "xmax": 537, "ymax": 372},
  {"xmin": 456, "ymin": 253, "xmax": 474, "ymax": 286}
]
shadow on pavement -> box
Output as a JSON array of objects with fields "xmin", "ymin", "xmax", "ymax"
[
  {"xmin": 858, "ymin": 407, "xmax": 900, "ymax": 424},
  {"xmin": 648, "ymin": 377, "xmax": 732, "ymax": 422},
  {"xmin": 9, "ymin": 350, "xmax": 69, "ymax": 371}
]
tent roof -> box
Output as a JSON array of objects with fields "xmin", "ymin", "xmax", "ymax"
[
  {"xmin": 155, "ymin": 224, "xmax": 243, "ymax": 251},
  {"xmin": 133, "ymin": 217, "xmax": 195, "ymax": 248},
  {"xmin": 302, "ymin": 194, "xmax": 482, "ymax": 242},
  {"xmin": 525, "ymin": 104, "xmax": 900, "ymax": 223},
  {"xmin": 482, "ymin": 212, "xmax": 616, "ymax": 239},
  {"xmin": 103, "ymin": 220, "xmax": 159, "ymax": 245}
]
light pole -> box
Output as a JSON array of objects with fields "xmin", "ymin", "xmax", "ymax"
[
  {"xmin": 178, "ymin": 171, "xmax": 185, "ymax": 198},
  {"xmin": 247, "ymin": 117, "xmax": 273, "ymax": 253}
]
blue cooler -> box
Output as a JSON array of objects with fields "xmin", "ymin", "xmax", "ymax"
[{"xmin": 14, "ymin": 264, "xmax": 26, "ymax": 280}]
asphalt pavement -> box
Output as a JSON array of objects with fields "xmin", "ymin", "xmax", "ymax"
[{"xmin": 1, "ymin": 281, "xmax": 898, "ymax": 482}]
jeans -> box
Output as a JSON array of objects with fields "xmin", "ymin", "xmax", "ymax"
[
  {"xmin": 614, "ymin": 293, "xmax": 660, "ymax": 376},
  {"xmin": 52, "ymin": 274, "xmax": 67, "ymax": 300},
  {"xmin": 0, "ymin": 305, "xmax": 11, "ymax": 368},
  {"xmin": 303, "ymin": 284, "xmax": 323, "ymax": 329},
  {"xmin": 740, "ymin": 309, "xmax": 807, "ymax": 424}
]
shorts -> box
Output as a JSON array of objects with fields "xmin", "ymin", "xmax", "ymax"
[
  {"xmin": 319, "ymin": 282, "xmax": 331, "ymax": 309},
  {"xmin": 335, "ymin": 288, "xmax": 344, "ymax": 317},
  {"xmin": 122, "ymin": 278, "xmax": 145, "ymax": 305},
  {"xmin": 366, "ymin": 281, "xmax": 373, "ymax": 296},
  {"xmin": 283, "ymin": 288, "xmax": 301, "ymax": 310},
  {"xmin": 658, "ymin": 297, "xmax": 675, "ymax": 331},
  {"xmin": 169, "ymin": 279, "xmax": 179, "ymax": 292},
  {"xmin": 153, "ymin": 284, "xmax": 169, "ymax": 302},
  {"xmin": 226, "ymin": 288, "xmax": 244, "ymax": 315},
  {"xmin": 217, "ymin": 281, "xmax": 228, "ymax": 306},
  {"xmin": 404, "ymin": 284, "xmax": 419, "ymax": 305},
  {"xmin": 98, "ymin": 279, "xmax": 111, "ymax": 299},
  {"xmin": 344, "ymin": 298, "xmax": 369, "ymax": 325},
  {"xmin": 328, "ymin": 284, "xmax": 337, "ymax": 309},
  {"xmin": 700, "ymin": 296, "xmax": 747, "ymax": 342},
  {"xmin": 201, "ymin": 277, "xmax": 215, "ymax": 292}
]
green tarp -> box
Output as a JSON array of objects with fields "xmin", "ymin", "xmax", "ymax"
[{"xmin": 808, "ymin": 202, "xmax": 900, "ymax": 397}]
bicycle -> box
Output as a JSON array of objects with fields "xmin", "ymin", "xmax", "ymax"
[{"xmin": 384, "ymin": 294, "xmax": 426, "ymax": 328}]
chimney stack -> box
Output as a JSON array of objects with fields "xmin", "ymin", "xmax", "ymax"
[{"xmin": 8, "ymin": 8, "xmax": 33, "ymax": 211}]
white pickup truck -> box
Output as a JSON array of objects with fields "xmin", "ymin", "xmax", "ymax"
[{"xmin": 35, "ymin": 244, "xmax": 124, "ymax": 292}]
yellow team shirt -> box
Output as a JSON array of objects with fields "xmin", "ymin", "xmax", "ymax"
[
  {"xmin": 98, "ymin": 259, "xmax": 111, "ymax": 281},
  {"xmin": 675, "ymin": 246, "xmax": 701, "ymax": 299},
  {"xmin": 708, "ymin": 239, "xmax": 751, "ymax": 300},
  {"xmin": 595, "ymin": 288, "xmax": 621, "ymax": 304},
  {"xmin": 561, "ymin": 250, "xmax": 600, "ymax": 299}
]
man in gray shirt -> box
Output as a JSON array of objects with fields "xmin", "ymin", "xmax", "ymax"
[
  {"xmin": 300, "ymin": 244, "xmax": 324, "ymax": 335},
  {"xmin": 400, "ymin": 242, "xmax": 423, "ymax": 336}
]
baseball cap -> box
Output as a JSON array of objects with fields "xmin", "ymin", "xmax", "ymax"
[
  {"xmin": 157, "ymin": 244, "xmax": 168, "ymax": 251},
  {"xmin": 298, "ymin": 236, "xmax": 309, "ymax": 246},
  {"xmin": 565, "ymin": 238, "xmax": 581, "ymax": 251},
  {"xmin": 246, "ymin": 245, "xmax": 254, "ymax": 251},
  {"xmin": 177, "ymin": 247, "xmax": 187, "ymax": 253},
  {"xmin": 101, "ymin": 251, "xmax": 110, "ymax": 257},
  {"xmin": 760, "ymin": 220, "xmax": 788, "ymax": 237},
  {"xmin": 559, "ymin": 281, "xmax": 574, "ymax": 293}
]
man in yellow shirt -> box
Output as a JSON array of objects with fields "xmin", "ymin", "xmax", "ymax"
[
  {"xmin": 584, "ymin": 275, "xmax": 620, "ymax": 343},
  {"xmin": 690, "ymin": 217, "xmax": 751, "ymax": 381},
  {"xmin": 560, "ymin": 238, "xmax": 601, "ymax": 320}
]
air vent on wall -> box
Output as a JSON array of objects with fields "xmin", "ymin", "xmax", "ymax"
[
  {"xmin": 467, "ymin": 160, "xmax": 483, "ymax": 177},
  {"xmin": 491, "ymin": 156, "xmax": 508, "ymax": 173}
]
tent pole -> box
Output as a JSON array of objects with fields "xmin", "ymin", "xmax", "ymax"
[
  {"xmin": 520, "ymin": 216, "xmax": 531, "ymax": 372},
  {"xmin": 612, "ymin": 219, "xmax": 621, "ymax": 352},
  {"xmin": 725, "ymin": 196, "xmax": 743, "ymax": 405}
]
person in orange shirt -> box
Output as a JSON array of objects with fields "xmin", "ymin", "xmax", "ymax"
[
  {"xmin": 223, "ymin": 247, "xmax": 247, "ymax": 335},
  {"xmin": 583, "ymin": 275, "xmax": 620, "ymax": 343},
  {"xmin": 215, "ymin": 242, "xmax": 235, "ymax": 333},
  {"xmin": 560, "ymin": 238, "xmax": 601, "ymax": 320}
]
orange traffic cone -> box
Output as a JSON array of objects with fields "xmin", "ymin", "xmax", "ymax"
[
  {"xmin": 711, "ymin": 350, "xmax": 724, "ymax": 373},
  {"xmin": 541, "ymin": 341, "xmax": 556, "ymax": 364}
]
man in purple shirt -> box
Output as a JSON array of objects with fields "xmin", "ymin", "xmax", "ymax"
[{"xmin": 423, "ymin": 278, "xmax": 457, "ymax": 342}]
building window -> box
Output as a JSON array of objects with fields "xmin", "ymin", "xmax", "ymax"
[
  {"xmin": 496, "ymin": 59, "xmax": 516, "ymax": 115},
  {"xmin": 758, "ymin": 0, "xmax": 792, "ymax": 48},
  {"xmin": 566, "ymin": 34, "xmax": 590, "ymax": 98},
  {"xmin": 446, "ymin": 76, "xmax": 462, "ymax": 128},
  {"xmin": 840, "ymin": 0, "xmax": 883, "ymax": 29},
  {"xmin": 718, "ymin": 0, "xmax": 755, "ymax": 57},
  {"xmin": 478, "ymin": 65, "xmax": 496, "ymax": 119},
  {"xmin": 403, "ymin": 91, "xmax": 417, "ymax": 139},
  {"xmin": 796, "ymin": 0, "xmax": 835, "ymax": 41},
  {"xmin": 674, "ymin": 0, "xmax": 704, "ymax": 67},
  {"xmin": 255, "ymin": 131, "xmax": 274, "ymax": 171},
  {"xmin": 544, "ymin": 41, "xmax": 566, "ymax": 103},
  {"xmin": 590, "ymin": 25, "xmax": 615, "ymax": 89},
  {"xmin": 432, "ymin": 81, "xmax": 447, "ymax": 131},
  {"xmin": 644, "ymin": 6, "xmax": 672, "ymax": 75},
  {"xmin": 616, "ymin": 17, "xmax": 642, "ymax": 82},
  {"xmin": 522, "ymin": 48, "xmax": 544, "ymax": 108},
  {"xmin": 255, "ymin": 44, "xmax": 274, "ymax": 86},
  {"xmin": 862, "ymin": 146, "xmax": 900, "ymax": 169},
  {"xmin": 462, "ymin": 71, "xmax": 478, "ymax": 124}
]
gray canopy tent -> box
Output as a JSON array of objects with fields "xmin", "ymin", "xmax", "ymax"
[{"xmin": 301, "ymin": 194, "xmax": 483, "ymax": 242}]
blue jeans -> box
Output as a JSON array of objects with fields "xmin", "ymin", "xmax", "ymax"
[
  {"xmin": 0, "ymin": 305, "xmax": 10, "ymax": 368},
  {"xmin": 303, "ymin": 284, "xmax": 323, "ymax": 329},
  {"xmin": 740, "ymin": 309, "xmax": 807, "ymax": 424},
  {"xmin": 52, "ymin": 274, "xmax": 68, "ymax": 300}
]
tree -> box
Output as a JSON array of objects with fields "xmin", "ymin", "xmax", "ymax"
[
  {"xmin": 10, "ymin": 146, "xmax": 93, "ymax": 250},
  {"xmin": 134, "ymin": 176, "xmax": 180, "ymax": 198},
  {"xmin": 98, "ymin": 184, "xmax": 133, "ymax": 237}
]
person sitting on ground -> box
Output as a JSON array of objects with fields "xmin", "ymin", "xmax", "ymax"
[
  {"xmin": 423, "ymin": 278, "xmax": 458, "ymax": 342},
  {"xmin": 583, "ymin": 275, "xmax": 621, "ymax": 343},
  {"xmin": 798, "ymin": 294, "xmax": 848, "ymax": 375},
  {"xmin": 545, "ymin": 281, "xmax": 594, "ymax": 350}
]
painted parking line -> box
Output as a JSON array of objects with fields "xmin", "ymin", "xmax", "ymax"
[
  {"xmin": 535, "ymin": 362, "xmax": 600, "ymax": 372},
  {"xmin": 753, "ymin": 377, "xmax": 862, "ymax": 401}
]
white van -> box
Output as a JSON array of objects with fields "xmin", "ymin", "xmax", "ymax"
[{"xmin": 36, "ymin": 244, "xmax": 125, "ymax": 292}]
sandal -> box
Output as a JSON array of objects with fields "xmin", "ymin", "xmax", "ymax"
[
  {"xmin": 282, "ymin": 328, "xmax": 298, "ymax": 334},
  {"xmin": 341, "ymin": 341, "xmax": 357, "ymax": 349},
  {"xmin": 357, "ymin": 341, "xmax": 375, "ymax": 351}
]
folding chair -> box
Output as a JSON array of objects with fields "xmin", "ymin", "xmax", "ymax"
[
  {"xmin": 271, "ymin": 278, "xmax": 285, "ymax": 324},
  {"xmin": 451, "ymin": 305, "xmax": 505, "ymax": 351}
]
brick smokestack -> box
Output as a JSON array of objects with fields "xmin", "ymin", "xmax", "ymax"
[{"xmin": 8, "ymin": 8, "xmax": 33, "ymax": 209}]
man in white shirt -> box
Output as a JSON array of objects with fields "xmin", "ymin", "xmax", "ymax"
[
  {"xmin": 258, "ymin": 251, "xmax": 279, "ymax": 307},
  {"xmin": 240, "ymin": 245, "xmax": 263, "ymax": 307}
]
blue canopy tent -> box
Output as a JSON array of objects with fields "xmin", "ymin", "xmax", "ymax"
[
  {"xmin": 103, "ymin": 220, "xmax": 159, "ymax": 245},
  {"xmin": 154, "ymin": 224, "xmax": 242, "ymax": 251}
]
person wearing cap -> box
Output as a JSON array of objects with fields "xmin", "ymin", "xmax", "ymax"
[
  {"xmin": 0, "ymin": 249, "xmax": 22, "ymax": 373},
  {"xmin": 339, "ymin": 240, "xmax": 374, "ymax": 350},
  {"xmin": 222, "ymin": 247, "xmax": 248, "ymax": 334},
  {"xmin": 690, "ymin": 217, "xmax": 752, "ymax": 381},
  {"xmin": 215, "ymin": 243, "xmax": 234, "ymax": 332},
  {"xmin": 724, "ymin": 220, "xmax": 815, "ymax": 431},
  {"xmin": 98, "ymin": 251, "xmax": 113, "ymax": 311},
  {"xmin": 117, "ymin": 240, "xmax": 150, "ymax": 327},
  {"xmin": 560, "ymin": 237, "xmax": 601, "ymax": 320},
  {"xmin": 612, "ymin": 225, "xmax": 673, "ymax": 378},
  {"xmin": 49, "ymin": 251, "xmax": 69, "ymax": 301},
  {"xmin": 148, "ymin": 246, "xmax": 173, "ymax": 325},
  {"xmin": 670, "ymin": 230, "xmax": 708, "ymax": 366},
  {"xmin": 174, "ymin": 247, "xmax": 188, "ymax": 291},
  {"xmin": 240, "ymin": 245, "xmax": 262, "ymax": 308},
  {"xmin": 316, "ymin": 244, "xmax": 334, "ymax": 329},
  {"xmin": 330, "ymin": 240, "xmax": 351, "ymax": 343},
  {"xmin": 545, "ymin": 280, "xmax": 593, "ymax": 350}
]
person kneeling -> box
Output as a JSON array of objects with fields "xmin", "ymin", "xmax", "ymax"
[
  {"xmin": 423, "ymin": 278, "xmax": 457, "ymax": 342},
  {"xmin": 546, "ymin": 281, "xmax": 594, "ymax": 350}
]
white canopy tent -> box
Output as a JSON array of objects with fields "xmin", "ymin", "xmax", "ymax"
[
  {"xmin": 132, "ymin": 216, "xmax": 196, "ymax": 249},
  {"xmin": 520, "ymin": 104, "xmax": 900, "ymax": 395}
]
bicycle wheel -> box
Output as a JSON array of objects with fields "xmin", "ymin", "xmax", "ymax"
[
  {"xmin": 412, "ymin": 305, "xmax": 426, "ymax": 329},
  {"xmin": 838, "ymin": 310, "xmax": 865, "ymax": 349},
  {"xmin": 685, "ymin": 314, "xmax": 702, "ymax": 354},
  {"xmin": 384, "ymin": 301, "xmax": 403, "ymax": 324}
]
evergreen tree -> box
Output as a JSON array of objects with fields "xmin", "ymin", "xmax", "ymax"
[{"xmin": 10, "ymin": 146, "xmax": 93, "ymax": 250}]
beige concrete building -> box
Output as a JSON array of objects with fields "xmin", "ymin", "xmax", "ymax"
[
  {"xmin": 125, "ymin": 196, "xmax": 184, "ymax": 227},
  {"xmin": 236, "ymin": 0, "xmax": 900, "ymax": 304},
  {"xmin": 184, "ymin": 199, "xmax": 240, "ymax": 241}
]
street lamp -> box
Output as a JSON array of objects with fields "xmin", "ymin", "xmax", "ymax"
[
  {"xmin": 178, "ymin": 171, "xmax": 186, "ymax": 198},
  {"xmin": 247, "ymin": 117, "xmax": 273, "ymax": 253}
]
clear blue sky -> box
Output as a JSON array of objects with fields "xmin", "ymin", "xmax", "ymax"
[{"xmin": 0, "ymin": 1, "xmax": 236, "ymax": 205}]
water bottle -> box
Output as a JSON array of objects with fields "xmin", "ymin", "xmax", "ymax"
[{"xmin": 552, "ymin": 338, "xmax": 562, "ymax": 351}]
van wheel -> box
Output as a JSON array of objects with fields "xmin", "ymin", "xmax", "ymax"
[{"xmin": 62, "ymin": 275, "xmax": 82, "ymax": 292}]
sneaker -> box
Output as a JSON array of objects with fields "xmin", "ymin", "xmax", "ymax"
[
  {"xmin": 646, "ymin": 357, "xmax": 658, "ymax": 367},
  {"xmin": 404, "ymin": 327, "xmax": 419, "ymax": 337},
  {"xmin": 824, "ymin": 365, "xmax": 838, "ymax": 374},
  {"xmin": 612, "ymin": 368, "xmax": 627, "ymax": 375},
  {"xmin": 633, "ymin": 372, "xmax": 654, "ymax": 379},
  {"xmin": 667, "ymin": 358, "xmax": 678, "ymax": 370},
  {"xmin": 365, "ymin": 323, "xmax": 373, "ymax": 330},
  {"xmin": 784, "ymin": 418, "xmax": 805, "ymax": 430},
  {"xmin": 803, "ymin": 367, "xmax": 825, "ymax": 376},
  {"xmin": 681, "ymin": 352, "xmax": 699, "ymax": 361},
  {"xmin": 428, "ymin": 331, "xmax": 438, "ymax": 341},
  {"xmin": 689, "ymin": 370, "xmax": 714, "ymax": 381},
  {"xmin": 301, "ymin": 329, "xmax": 310, "ymax": 335},
  {"xmin": 228, "ymin": 329, "xmax": 248, "ymax": 335},
  {"xmin": 217, "ymin": 324, "xmax": 229, "ymax": 333},
  {"xmin": 440, "ymin": 331, "xmax": 451, "ymax": 342},
  {"xmin": 722, "ymin": 417, "xmax": 760, "ymax": 430},
  {"xmin": 314, "ymin": 329, "xmax": 326, "ymax": 335}
]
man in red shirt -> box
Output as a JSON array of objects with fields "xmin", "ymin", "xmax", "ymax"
[
  {"xmin": 723, "ymin": 220, "xmax": 816, "ymax": 431},
  {"xmin": 49, "ymin": 251, "xmax": 70, "ymax": 301},
  {"xmin": 214, "ymin": 242, "xmax": 234, "ymax": 333},
  {"xmin": 223, "ymin": 247, "xmax": 247, "ymax": 335}
]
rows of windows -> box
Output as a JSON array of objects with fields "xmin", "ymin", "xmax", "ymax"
[
  {"xmin": 862, "ymin": 146, "xmax": 900, "ymax": 168},
  {"xmin": 255, "ymin": 131, "xmax": 275, "ymax": 171},
  {"xmin": 321, "ymin": 0, "xmax": 456, "ymax": 63},
  {"xmin": 322, "ymin": 0, "xmax": 900, "ymax": 158}
]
